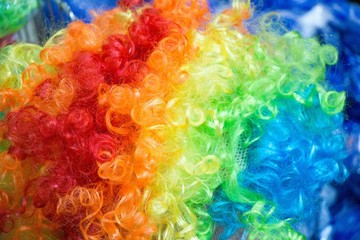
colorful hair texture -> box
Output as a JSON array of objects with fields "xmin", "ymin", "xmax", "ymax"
[
  {"xmin": 225, "ymin": 1, "xmax": 360, "ymax": 239},
  {"xmin": 0, "ymin": 0, "xmax": 349, "ymax": 239},
  {"xmin": 209, "ymin": 99, "xmax": 347, "ymax": 239}
]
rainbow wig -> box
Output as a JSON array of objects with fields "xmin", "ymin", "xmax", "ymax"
[{"xmin": 0, "ymin": 0, "xmax": 348, "ymax": 239}]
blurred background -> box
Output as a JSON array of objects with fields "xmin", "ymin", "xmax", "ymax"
[
  {"xmin": 0, "ymin": 0, "xmax": 360, "ymax": 239},
  {"xmin": 1, "ymin": 0, "xmax": 119, "ymax": 45}
]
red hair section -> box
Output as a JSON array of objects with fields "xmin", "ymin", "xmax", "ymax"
[{"xmin": 0, "ymin": 4, "xmax": 185, "ymax": 239}]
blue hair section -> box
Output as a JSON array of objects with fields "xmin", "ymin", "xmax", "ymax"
[
  {"xmin": 244, "ymin": 98, "xmax": 347, "ymax": 218},
  {"xmin": 243, "ymin": 1, "xmax": 360, "ymax": 238},
  {"xmin": 210, "ymin": 190, "xmax": 245, "ymax": 239},
  {"xmin": 209, "ymin": 97, "xmax": 348, "ymax": 239}
]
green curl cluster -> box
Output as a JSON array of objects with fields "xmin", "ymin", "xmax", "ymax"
[{"xmin": 0, "ymin": 0, "xmax": 38, "ymax": 38}]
